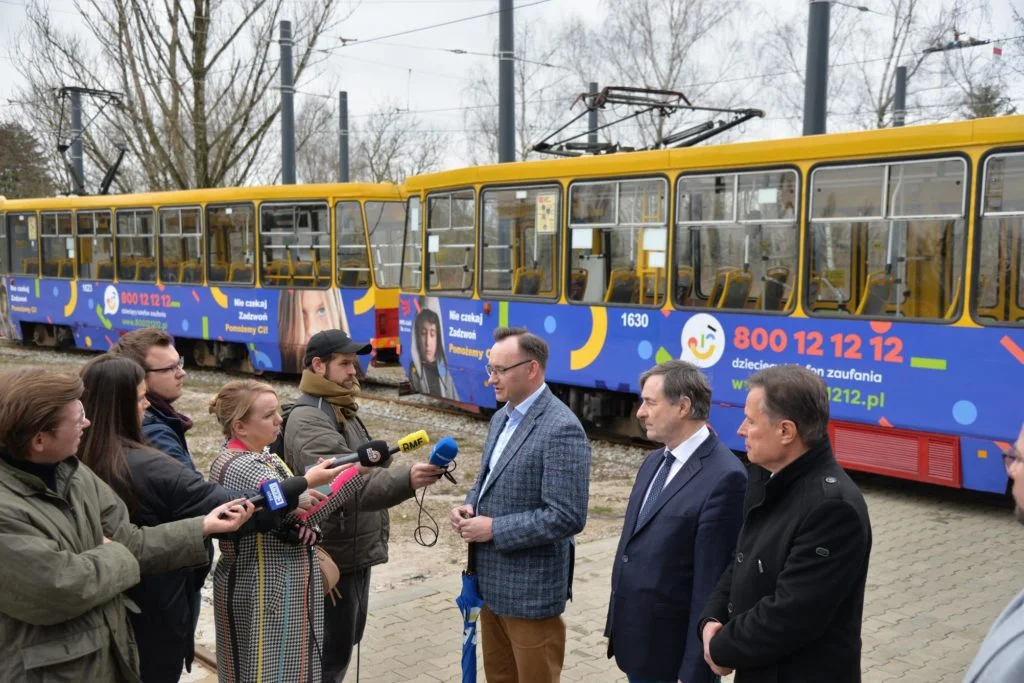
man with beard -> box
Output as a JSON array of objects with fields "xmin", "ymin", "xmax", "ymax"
[{"xmin": 962, "ymin": 422, "xmax": 1024, "ymax": 683}]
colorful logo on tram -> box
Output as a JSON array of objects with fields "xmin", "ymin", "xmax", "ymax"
[{"xmin": 681, "ymin": 313, "xmax": 725, "ymax": 368}]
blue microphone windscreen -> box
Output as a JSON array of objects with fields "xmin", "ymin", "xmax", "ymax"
[{"xmin": 429, "ymin": 436, "xmax": 459, "ymax": 467}]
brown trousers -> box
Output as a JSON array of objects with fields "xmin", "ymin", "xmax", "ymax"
[{"xmin": 480, "ymin": 604, "xmax": 566, "ymax": 683}]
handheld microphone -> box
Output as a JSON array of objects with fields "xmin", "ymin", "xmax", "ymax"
[
  {"xmin": 219, "ymin": 476, "xmax": 308, "ymax": 518},
  {"xmin": 428, "ymin": 436, "xmax": 458, "ymax": 468},
  {"xmin": 328, "ymin": 430, "xmax": 431, "ymax": 469}
]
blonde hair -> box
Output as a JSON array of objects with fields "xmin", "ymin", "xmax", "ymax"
[{"xmin": 208, "ymin": 379, "xmax": 277, "ymax": 438}]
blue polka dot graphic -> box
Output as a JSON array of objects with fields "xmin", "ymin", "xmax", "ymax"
[{"xmin": 952, "ymin": 400, "xmax": 977, "ymax": 426}]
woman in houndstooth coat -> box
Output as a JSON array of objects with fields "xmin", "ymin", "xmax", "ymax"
[{"xmin": 208, "ymin": 380, "xmax": 367, "ymax": 683}]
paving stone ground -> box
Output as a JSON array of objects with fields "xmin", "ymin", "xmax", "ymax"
[{"xmin": 187, "ymin": 473, "xmax": 1023, "ymax": 682}]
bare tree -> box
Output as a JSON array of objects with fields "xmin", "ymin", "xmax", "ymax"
[
  {"xmin": 350, "ymin": 103, "xmax": 448, "ymax": 183},
  {"xmin": 463, "ymin": 17, "xmax": 576, "ymax": 164},
  {"xmin": 0, "ymin": 120, "xmax": 58, "ymax": 198},
  {"xmin": 12, "ymin": 0, "xmax": 347, "ymax": 192}
]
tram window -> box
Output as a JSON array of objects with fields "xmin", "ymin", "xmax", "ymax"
[
  {"xmin": 809, "ymin": 158, "xmax": 967, "ymax": 320},
  {"xmin": 116, "ymin": 209, "xmax": 156, "ymax": 282},
  {"xmin": 974, "ymin": 152, "xmax": 1024, "ymax": 324},
  {"xmin": 40, "ymin": 212, "xmax": 73, "ymax": 278},
  {"xmin": 8, "ymin": 213, "xmax": 39, "ymax": 277},
  {"xmin": 401, "ymin": 196, "xmax": 423, "ymax": 292},
  {"xmin": 0, "ymin": 214, "xmax": 8, "ymax": 274},
  {"xmin": 207, "ymin": 204, "xmax": 254, "ymax": 285},
  {"xmin": 366, "ymin": 201, "xmax": 406, "ymax": 288},
  {"xmin": 481, "ymin": 185, "xmax": 560, "ymax": 298},
  {"xmin": 335, "ymin": 201, "xmax": 369, "ymax": 288},
  {"xmin": 77, "ymin": 210, "xmax": 113, "ymax": 281},
  {"xmin": 260, "ymin": 202, "xmax": 329, "ymax": 287},
  {"xmin": 569, "ymin": 178, "xmax": 667, "ymax": 306},
  {"xmin": 426, "ymin": 189, "xmax": 475, "ymax": 293},
  {"xmin": 159, "ymin": 207, "xmax": 203, "ymax": 284},
  {"xmin": 675, "ymin": 170, "xmax": 798, "ymax": 311}
]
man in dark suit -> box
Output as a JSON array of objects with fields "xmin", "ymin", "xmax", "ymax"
[
  {"xmin": 605, "ymin": 360, "xmax": 746, "ymax": 683},
  {"xmin": 450, "ymin": 326, "xmax": 591, "ymax": 683},
  {"xmin": 699, "ymin": 365, "xmax": 872, "ymax": 683}
]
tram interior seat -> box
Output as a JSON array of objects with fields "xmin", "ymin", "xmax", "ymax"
[
  {"xmin": 21, "ymin": 257, "xmax": 39, "ymax": 274},
  {"xmin": 640, "ymin": 268, "xmax": 664, "ymax": 304},
  {"xmin": 263, "ymin": 260, "xmax": 291, "ymax": 286},
  {"xmin": 676, "ymin": 266, "xmax": 694, "ymax": 305},
  {"xmin": 135, "ymin": 259, "xmax": 157, "ymax": 281},
  {"xmin": 604, "ymin": 268, "xmax": 640, "ymax": 304},
  {"xmin": 855, "ymin": 271, "xmax": 894, "ymax": 316},
  {"xmin": 229, "ymin": 264, "xmax": 253, "ymax": 284},
  {"xmin": 762, "ymin": 267, "xmax": 790, "ymax": 310},
  {"xmin": 161, "ymin": 261, "xmax": 181, "ymax": 282},
  {"xmin": 717, "ymin": 270, "xmax": 753, "ymax": 308},
  {"xmin": 58, "ymin": 259, "xmax": 75, "ymax": 278},
  {"xmin": 209, "ymin": 263, "xmax": 229, "ymax": 282},
  {"xmin": 513, "ymin": 268, "xmax": 541, "ymax": 296},
  {"xmin": 42, "ymin": 259, "xmax": 59, "ymax": 277},
  {"xmin": 118, "ymin": 260, "xmax": 136, "ymax": 280},
  {"xmin": 292, "ymin": 260, "xmax": 317, "ymax": 285},
  {"xmin": 707, "ymin": 267, "xmax": 738, "ymax": 308},
  {"xmin": 317, "ymin": 256, "xmax": 331, "ymax": 281},
  {"xmin": 97, "ymin": 261, "xmax": 115, "ymax": 280},
  {"xmin": 340, "ymin": 261, "xmax": 370, "ymax": 287},
  {"xmin": 568, "ymin": 268, "xmax": 588, "ymax": 301},
  {"xmin": 181, "ymin": 261, "xmax": 203, "ymax": 283}
]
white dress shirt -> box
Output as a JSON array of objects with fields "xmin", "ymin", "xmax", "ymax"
[
  {"xmin": 482, "ymin": 383, "xmax": 547, "ymax": 492},
  {"xmin": 639, "ymin": 424, "xmax": 710, "ymax": 509}
]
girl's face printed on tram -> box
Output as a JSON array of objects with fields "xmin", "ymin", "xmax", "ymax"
[
  {"xmin": 419, "ymin": 320, "xmax": 438, "ymax": 363},
  {"xmin": 300, "ymin": 290, "xmax": 331, "ymax": 338},
  {"xmin": 233, "ymin": 391, "xmax": 283, "ymax": 451}
]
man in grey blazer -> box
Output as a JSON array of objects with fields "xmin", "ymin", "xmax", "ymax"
[
  {"xmin": 963, "ymin": 421, "xmax": 1024, "ymax": 683},
  {"xmin": 451, "ymin": 326, "xmax": 591, "ymax": 683}
]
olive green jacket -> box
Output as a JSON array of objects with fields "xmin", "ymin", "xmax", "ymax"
[{"xmin": 0, "ymin": 456, "xmax": 209, "ymax": 682}]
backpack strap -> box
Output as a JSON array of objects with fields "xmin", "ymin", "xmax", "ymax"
[{"xmin": 294, "ymin": 393, "xmax": 341, "ymax": 433}]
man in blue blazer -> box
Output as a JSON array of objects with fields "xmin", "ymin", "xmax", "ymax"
[
  {"xmin": 451, "ymin": 326, "xmax": 591, "ymax": 683},
  {"xmin": 963, "ymin": 421, "xmax": 1024, "ymax": 683},
  {"xmin": 606, "ymin": 360, "xmax": 746, "ymax": 683}
]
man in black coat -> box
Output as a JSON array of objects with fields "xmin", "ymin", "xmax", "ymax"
[{"xmin": 699, "ymin": 365, "xmax": 872, "ymax": 683}]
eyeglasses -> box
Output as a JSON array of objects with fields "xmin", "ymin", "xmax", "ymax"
[
  {"xmin": 146, "ymin": 357, "xmax": 185, "ymax": 374},
  {"xmin": 485, "ymin": 359, "xmax": 532, "ymax": 376},
  {"xmin": 1004, "ymin": 449, "xmax": 1024, "ymax": 475}
]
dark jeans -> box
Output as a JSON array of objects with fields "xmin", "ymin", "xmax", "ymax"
[
  {"xmin": 626, "ymin": 677, "xmax": 676, "ymax": 683},
  {"xmin": 322, "ymin": 567, "xmax": 371, "ymax": 683}
]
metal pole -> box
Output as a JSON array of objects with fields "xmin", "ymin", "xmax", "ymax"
[
  {"xmin": 498, "ymin": 0, "xmax": 515, "ymax": 162},
  {"xmin": 70, "ymin": 90, "xmax": 85, "ymax": 194},
  {"xmin": 339, "ymin": 91, "xmax": 349, "ymax": 182},
  {"xmin": 893, "ymin": 65, "xmax": 907, "ymax": 127},
  {"xmin": 802, "ymin": 0, "xmax": 831, "ymax": 136},
  {"xmin": 588, "ymin": 82, "xmax": 599, "ymax": 147},
  {"xmin": 279, "ymin": 20, "xmax": 296, "ymax": 184}
]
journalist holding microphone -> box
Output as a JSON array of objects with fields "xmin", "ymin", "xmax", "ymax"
[
  {"xmin": 281, "ymin": 329, "xmax": 444, "ymax": 682},
  {"xmin": 208, "ymin": 379, "xmax": 368, "ymax": 683},
  {"xmin": 451, "ymin": 326, "xmax": 592, "ymax": 683}
]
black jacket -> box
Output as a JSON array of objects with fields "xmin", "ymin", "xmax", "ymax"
[
  {"xmin": 143, "ymin": 405, "xmax": 194, "ymax": 472},
  {"xmin": 123, "ymin": 446, "xmax": 234, "ymax": 682},
  {"xmin": 699, "ymin": 441, "xmax": 872, "ymax": 683}
]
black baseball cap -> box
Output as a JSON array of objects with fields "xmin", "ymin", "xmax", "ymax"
[{"xmin": 304, "ymin": 329, "xmax": 372, "ymax": 366}]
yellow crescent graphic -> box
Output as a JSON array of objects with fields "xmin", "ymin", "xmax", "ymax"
[
  {"xmin": 353, "ymin": 288, "xmax": 375, "ymax": 316},
  {"xmin": 688, "ymin": 338, "xmax": 717, "ymax": 360},
  {"xmin": 570, "ymin": 306, "xmax": 607, "ymax": 370},
  {"xmin": 63, "ymin": 282, "xmax": 78, "ymax": 317},
  {"xmin": 210, "ymin": 287, "xmax": 229, "ymax": 309}
]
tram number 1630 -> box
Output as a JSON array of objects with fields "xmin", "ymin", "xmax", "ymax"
[{"xmin": 621, "ymin": 312, "xmax": 649, "ymax": 328}]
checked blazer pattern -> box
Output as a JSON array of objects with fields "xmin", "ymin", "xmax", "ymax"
[{"xmin": 465, "ymin": 385, "xmax": 592, "ymax": 620}]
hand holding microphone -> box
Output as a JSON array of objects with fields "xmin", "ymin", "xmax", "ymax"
[
  {"xmin": 219, "ymin": 476, "xmax": 308, "ymax": 518},
  {"xmin": 428, "ymin": 435, "xmax": 460, "ymax": 484}
]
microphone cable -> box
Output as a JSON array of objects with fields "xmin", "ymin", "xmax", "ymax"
[{"xmin": 412, "ymin": 460, "xmax": 458, "ymax": 547}]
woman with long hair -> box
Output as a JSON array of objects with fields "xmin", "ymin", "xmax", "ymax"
[
  {"xmin": 207, "ymin": 379, "xmax": 365, "ymax": 683},
  {"xmin": 278, "ymin": 289, "xmax": 348, "ymax": 373}
]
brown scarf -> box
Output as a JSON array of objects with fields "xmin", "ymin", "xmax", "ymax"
[{"xmin": 298, "ymin": 370, "xmax": 359, "ymax": 424}]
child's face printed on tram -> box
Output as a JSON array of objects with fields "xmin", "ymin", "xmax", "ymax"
[
  {"xmin": 419, "ymin": 320, "xmax": 438, "ymax": 363},
  {"xmin": 232, "ymin": 391, "xmax": 283, "ymax": 452},
  {"xmin": 136, "ymin": 380, "xmax": 150, "ymax": 426},
  {"xmin": 299, "ymin": 290, "xmax": 332, "ymax": 339}
]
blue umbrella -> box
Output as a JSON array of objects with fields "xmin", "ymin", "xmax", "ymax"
[{"xmin": 455, "ymin": 544, "xmax": 483, "ymax": 683}]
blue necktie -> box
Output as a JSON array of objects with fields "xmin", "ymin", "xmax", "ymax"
[{"xmin": 636, "ymin": 451, "xmax": 674, "ymax": 529}]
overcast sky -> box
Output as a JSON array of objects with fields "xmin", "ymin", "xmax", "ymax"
[{"xmin": 0, "ymin": 0, "xmax": 1018, "ymax": 174}]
